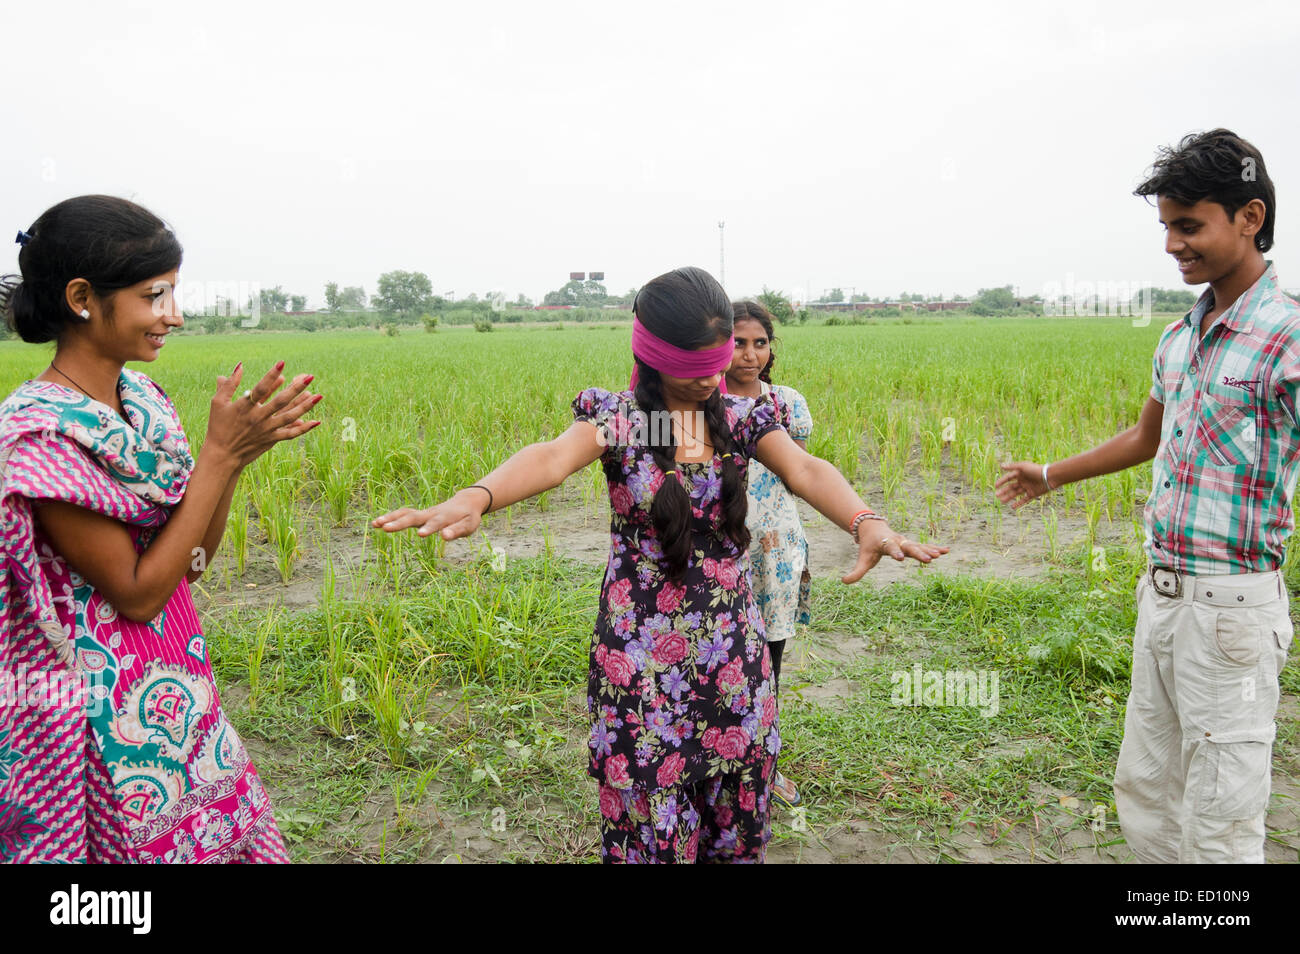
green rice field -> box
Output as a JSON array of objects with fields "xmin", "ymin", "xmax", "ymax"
[{"xmin": 2, "ymin": 315, "xmax": 1297, "ymax": 863}]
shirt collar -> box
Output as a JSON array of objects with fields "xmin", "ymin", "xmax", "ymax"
[{"xmin": 1182, "ymin": 260, "xmax": 1277, "ymax": 336}]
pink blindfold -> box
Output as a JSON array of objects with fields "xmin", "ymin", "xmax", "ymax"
[{"xmin": 628, "ymin": 316, "xmax": 734, "ymax": 394}]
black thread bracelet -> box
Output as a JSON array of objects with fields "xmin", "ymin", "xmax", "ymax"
[{"xmin": 467, "ymin": 484, "xmax": 493, "ymax": 515}]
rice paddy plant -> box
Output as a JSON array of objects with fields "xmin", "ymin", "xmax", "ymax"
[
  {"xmin": 257, "ymin": 487, "xmax": 301, "ymax": 584},
  {"xmin": 247, "ymin": 610, "xmax": 279, "ymax": 713},
  {"xmin": 1043, "ymin": 508, "xmax": 1060, "ymax": 562},
  {"xmin": 225, "ymin": 490, "xmax": 249, "ymax": 576}
]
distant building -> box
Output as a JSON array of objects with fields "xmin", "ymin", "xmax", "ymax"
[{"xmin": 807, "ymin": 300, "xmax": 973, "ymax": 313}]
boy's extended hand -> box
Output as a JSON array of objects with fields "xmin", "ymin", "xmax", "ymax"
[
  {"xmin": 842, "ymin": 522, "xmax": 949, "ymax": 584},
  {"xmin": 372, "ymin": 490, "xmax": 486, "ymax": 540},
  {"xmin": 995, "ymin": 461, "xmax": 1051, "ymax": 509}
]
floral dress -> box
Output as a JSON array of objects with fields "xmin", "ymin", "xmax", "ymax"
[
  {"xmin": 746, "ymin": 381, "xmax": 813, "ymax": 643},
  {"xmin": 571, "ymin": 387, "xmax": 789, "ymax": 862}
]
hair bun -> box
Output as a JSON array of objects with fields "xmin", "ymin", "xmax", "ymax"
[{"xmin": 2, "ymin": 279, "xmax": 56, "ymax": 343}]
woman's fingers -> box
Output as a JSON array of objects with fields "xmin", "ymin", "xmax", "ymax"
[
  {"xmin": 899, "ymin": 541, "xmax": 949, "ymax": 563},
  {"xmin": 257, "ymin": 372, "xmax": 314, "ymax": 419},
  {"xmin": 265, "ymin": 389, "xmax": 320, "ymax": 430},
  {"xmin": 371, "ymin": 504, "xmax": 480, "ymax": 541},
  {"xmin": 271, "ymin": 419, "xmax": 321, "ymax": 442},
  {"xmin": 427, "ymin": 511, "xmax": 479, "ymax": 540},
  {"xmin": 214, "ymin": 363, "xmax": 244, "ymax": 403},
  {"xmin": 371, "ymin": 507, "xmax": 429, "ymax": 532},
  {"xmin": 246, "ymin": 361, "xmax": 286, "ymax": 405}
]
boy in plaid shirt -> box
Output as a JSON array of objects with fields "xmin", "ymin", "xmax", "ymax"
[{"xmin": 997, "ymin": 129, "xmax": 1297, "ymax": 863}]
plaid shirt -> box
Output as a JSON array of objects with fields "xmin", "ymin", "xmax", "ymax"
[{"xmin": 1145, "ymin": 262, "xmax": 1300, "ymax": 574}]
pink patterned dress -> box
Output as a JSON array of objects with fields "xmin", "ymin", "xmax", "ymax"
[{"xmin": 0, "ymin": 371, "xmax": 287, "ymax": 863}]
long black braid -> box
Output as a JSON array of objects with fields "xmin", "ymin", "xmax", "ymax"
[
  {"xmin": 630, "ymin": 266, "xmax": 752, "ymax": 581},
  {"xmin": 634, "ymin": 362, "xmax": 749, "ymax": 583}
]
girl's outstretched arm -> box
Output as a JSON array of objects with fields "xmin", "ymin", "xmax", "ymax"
[
  {"xmin": 754, "ymin": 429, "xmax": 948, "ymax": 584},
  {"xmin": 372, "ymin": 420, "xmax": 606, "ymax": 540}
]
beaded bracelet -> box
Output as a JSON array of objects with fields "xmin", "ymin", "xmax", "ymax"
[{"xmin": 849, "ymin": 508, "xmax": 887, "ymax": 543}]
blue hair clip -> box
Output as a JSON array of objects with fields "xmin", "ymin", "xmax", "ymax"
[{"xmin": 15, "ymin": 230, "xmax": 33, "ymax": 246}]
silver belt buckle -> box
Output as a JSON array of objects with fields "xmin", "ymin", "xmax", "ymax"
[{"xmin": 1150, "ymin": 566, "xmax": 1183, "ymax": 598}]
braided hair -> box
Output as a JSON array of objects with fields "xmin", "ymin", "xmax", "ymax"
[{"xmin": 632, "ymin": 267, "xmax": 749, "ymax": 583}]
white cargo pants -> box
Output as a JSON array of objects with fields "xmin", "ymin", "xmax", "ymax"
[{"xmin": 1113, "ymin": 567, "xmax": 1293, "ymax": 863}]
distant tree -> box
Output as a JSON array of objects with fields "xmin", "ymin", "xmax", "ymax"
[
  {"xmin": 818, "ymin": 287, "xmax": 845, "ymax": 303},
  {"xmin": 970, "ymin": 285, "xmax": 1017, "ymax": 315},
  {"xmin": 542, "ymin": 279, "xmax": 610, "ymax": 307},
  {"xmin": 339, "ymin": 286, "xmax": 366, "ymax": 310},
  {"xmin": 374, "ymin": 271, "xmax": 434, "ymax": 319},
  {"xmin": 756, "ymin": 287, "xmax": 795, "ymax": 323},
  {"xmin": 850, "ymin": 292, "xmax": 870, "ymax": 302},
  {"xmin": 514, "ymin": 293, "xmax": 534, "ymax": 308},
  {"xmin": 1135, "ymin": 287, "xmax": 1198, "ymax": 311},
  {"xmin": 289, "ymin": 294, "xmax": 307, "ymax": 312},
  {"xmin": 324, "ymin": 282, "xmax": 340, "ymax": 311},
  {"xmin": 257, "ymin": 286, "xmax": 289, "ymax": 313}
]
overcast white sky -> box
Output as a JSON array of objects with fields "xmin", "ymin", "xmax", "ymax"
[{"xmin": 4, "ymin": 0, "xmax": 1299, "ymax": 308}]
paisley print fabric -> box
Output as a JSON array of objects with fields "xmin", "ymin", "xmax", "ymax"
[{"xmin": 0, "ymin": 370, "xmax": 287, "ymax": 863}]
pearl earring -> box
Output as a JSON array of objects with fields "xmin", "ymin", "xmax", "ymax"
[{"xmin": 78, "ymin": 309, "xmax": 90, "ymax": 320}]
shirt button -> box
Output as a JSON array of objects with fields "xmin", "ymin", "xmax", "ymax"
[
  {"xmin": 1175, "ymin": 428, "xmax": 1183, "ymax": 437},
  {"xmin": 1154, "ymin": 540, "xmax": 1163, "ymax": 548},
  {"xmin": 1164, "ymin": 480, "xmax": 1171, "ymax": 488}
]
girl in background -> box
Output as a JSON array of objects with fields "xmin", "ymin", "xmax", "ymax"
[
  {"xmin": 725, "ymin": 301, "xmax": 811, "ymax": 809},
  {"xmin": 0, "ymin": 195, "xmax": 320, "ymax": 862},
  {"xmin": 374, "ymin": 266, "xmax": 945, "ymax": 862}
]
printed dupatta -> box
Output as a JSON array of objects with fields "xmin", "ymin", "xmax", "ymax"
[
  {"xmin": 0, "ymin": 370, "xmax": 285, "ymax": 863},
  {"xmin": 0, "ymin": 371, "xmax": 193, "ymax": 664}
]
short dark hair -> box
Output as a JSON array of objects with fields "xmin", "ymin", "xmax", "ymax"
[
  {"xmin": 1, "ymin": 195, "xmax": 183, "ymax": 343},
  {"xmin": 1134, "ymin": 129, "xmax": 1275, "ymax": 253}
]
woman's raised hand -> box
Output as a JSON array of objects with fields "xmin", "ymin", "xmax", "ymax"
[
  {"xmin": 208, "ymin": 361, "xmax": 321, "ymax": 468},
  {"xmin": 841, "ymin": 521, "xmax": 949, "ymax": 584},
  {"xmin": 372, "ymin": 490, "xmax": 487, "ymax": 540}
]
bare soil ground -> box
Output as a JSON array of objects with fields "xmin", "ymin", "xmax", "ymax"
[{"xmin": 197, "ymin": 481, "xmax": 1299, "ymax": 864}]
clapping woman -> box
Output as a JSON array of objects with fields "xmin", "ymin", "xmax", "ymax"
[{"xmin": 0, "ymin": 196, "xmax": 320, "ymax": 862}]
